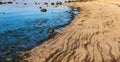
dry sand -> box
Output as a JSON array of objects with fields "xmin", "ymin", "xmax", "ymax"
[{"xmin": 26, "ymin": 0, "xmax": 120, "ymax": 62}]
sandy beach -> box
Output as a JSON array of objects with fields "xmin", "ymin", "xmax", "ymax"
[{"xmin": 26, "ymin": 0, "xmax": 120, "ymax": 62}]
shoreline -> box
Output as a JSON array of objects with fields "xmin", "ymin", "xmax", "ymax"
[
  {"xmin": 27, "ymin": 6, "xmax": 78, "ymax": 51},
  {"xmin": 26, "ymin": 1, "xmax": 120, "ymax": 62}
]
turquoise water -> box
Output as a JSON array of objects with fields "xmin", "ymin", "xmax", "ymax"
[{"xmin": 0, "ymin": 0, "xmax": 77, "ymax": 61}]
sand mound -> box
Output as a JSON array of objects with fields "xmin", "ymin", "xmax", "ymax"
[{"xmin": 26, "ymin": 1, "xmax": 120, "ymax": 62}]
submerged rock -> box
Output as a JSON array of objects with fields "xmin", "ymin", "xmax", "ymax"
[
  {"xmin": 7, "ymin": 1, "xmax": 13, "ymax": 4},
  {"xmin": 37, "ymin": 22, "xmax": 41, "ymax": 26},
  {"xmin": 39, "ymin": 7, "xmax": 42, "ymax": 9},
  {"xmin": 0, "ymin": 2, "xmax": 7, "ymax": 4},
  {"xmin": 35, "ymin": 2, "xmax": 37, "ymax": 5},
  {"xmin": 0, "ymin": 2, "xmax": 3, "ymax": 4},
  {"xmin": 51, "ymin": 2, "xmax": 55, "ymax": 5},
  {"xmin": 56, "ymin": 1, "xmax": 62, "ymax": 5},
  {"xmin": 49, "ymin": 28, "xmax": 55, "ymax": 35},
  {"xmin": 41, "ymin": 8, "xmax": 47, "ymax": 12},
  {"xmin": 24, "ymin": 3, "xmax": 27, "ymax": 5},
  {"xmin": 44, "ymin": 2, "xmax": 48, "ymax": 5},
  {"xmin": 16, "ymin": 2, "xmax": 18, "ymax": 4}
]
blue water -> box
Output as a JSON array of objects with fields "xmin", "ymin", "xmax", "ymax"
[
  {"xmin": 0, "ymin": 0, "xmax": 77, "ymax": 61},
  {"xmin": 0, "ymin": 5, "xmax": 74, "ymax": 46}
]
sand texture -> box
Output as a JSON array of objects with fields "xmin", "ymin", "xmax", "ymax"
[{"xmin": 26, "ymin": 1, "xmax": 120, "ymax": 62}]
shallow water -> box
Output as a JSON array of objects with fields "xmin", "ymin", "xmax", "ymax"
[{"xmin": 0, "ymin": 0, "xmax": 77, "ymax": 61}]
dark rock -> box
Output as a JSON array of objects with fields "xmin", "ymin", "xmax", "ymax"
[
  {"xmin": 35, "ymin": 2, "xmax": 37, "ymax": 5},
  {"xmin": 49, "ymin": 28, "xmax": 55, "ymax": 35},
  {"xmin": 38, "ymin": 3, "xmax": 40, "ymax": 5},
  {"xmin": 16, "ymin": 2, "xmax": 18, "ymax": 4},
  {"xmin": 7, "ymin": 1, "xmax": 13, "ymax": 4},
  {"xmin": 44, "ymin": 2, "xmax": 48, "ymax": 5},
  {"xmin": 51, "ymin": 2, "xmax": 55, "ymax": 5},
  {"xmin": 0, "ymin": 2, "xmax": 7, "ymax": 4},
  {"xmin": 39, "ymin": 7, "xmax": 42, "ymax": 9},
  {"xmin": 65, "ymin": 1, "xmax": 67, "ymax": 3},
  {"xmin": 0, "ymin": 2, "xmax": 3, "ymax": 4},
  {"xmin": 24, "ymin": 3, "xmax": 27, "ymax": 5},
  {"xmin": 41, "ymin": 8, "xmax": 47, "ymax": 12},
  {"xmin": 56, "ymin": 1, "xmax": 62, "ymax": 5}
]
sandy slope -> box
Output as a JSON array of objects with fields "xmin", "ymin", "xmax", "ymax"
[{"xmin": 26, "ymin": 1, "xmax": 120, "ymax": 62}]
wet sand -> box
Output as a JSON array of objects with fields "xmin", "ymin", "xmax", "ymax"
[{"xmin": 26, "ymin": 0, "xmax": 120, "ymax": 62}]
